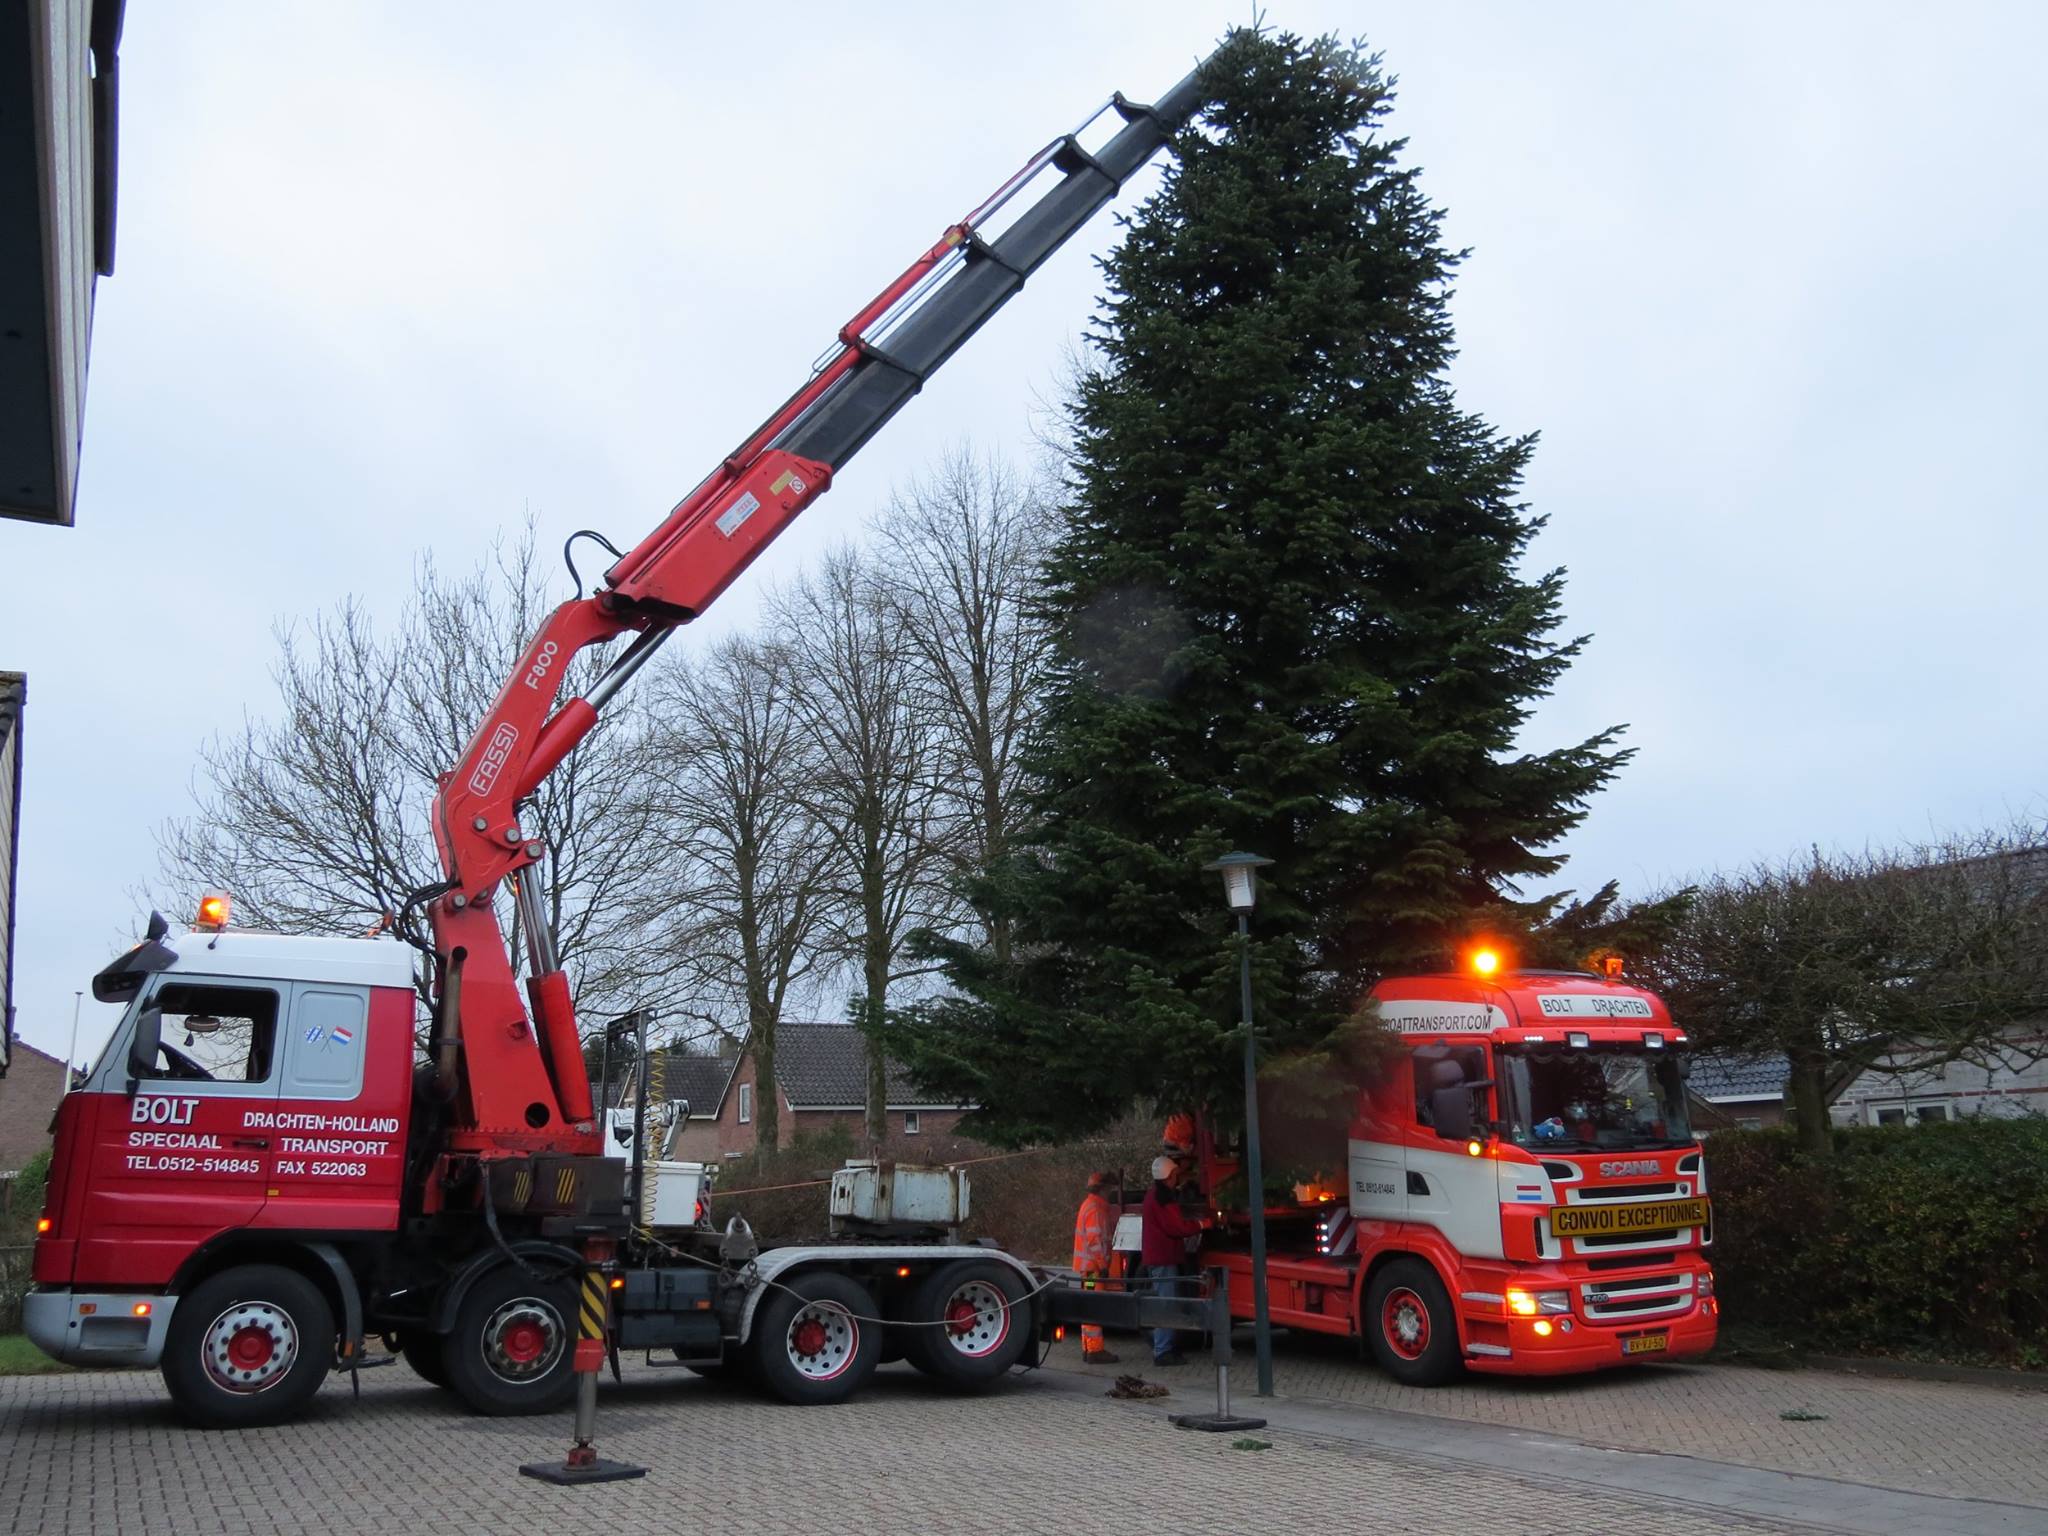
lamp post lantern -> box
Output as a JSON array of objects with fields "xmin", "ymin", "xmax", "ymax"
[{"xmin": 1203, "ymin": 851, "xmax": 1274, "ymax": 1397}]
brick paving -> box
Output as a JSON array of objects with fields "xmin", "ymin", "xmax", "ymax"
[
  {"xmin": 1053, "ymin": 1331, "xmax": 2048, "ymax": 1509},
  {"xmin": 0, "ymin": 1358, "xmax": 1805, "ymax": 1536}
]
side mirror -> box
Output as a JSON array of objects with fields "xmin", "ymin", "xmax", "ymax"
[
  {"xmin": 127, "ymin": 1005, "xmax": 164, "ymax": 1085},
  {"xmin": 1675, "ymin": 1055, "xmax": 1694, "ymax": 1081},
  {"xmin": 1430, "ymin": 1085, "xmax": 1474, "ymax": 1141}
]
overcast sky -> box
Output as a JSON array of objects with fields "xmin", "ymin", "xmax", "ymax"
[{"xmin": 5, "ymin": 2, "xmax": 2045, "ymax": 1064}]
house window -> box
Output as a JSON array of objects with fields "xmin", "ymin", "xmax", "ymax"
[
  {"xmin": 1870, "ymin": 1100, "xmax": 1953, "ymax": 1126},
  {"xmin": 903, "ymin": 1111, "xmax": 921, "ymax": 1136},
  {"xmin": 1735, "ymin": 1117, "xmax": 1763, "ymax": 1131},
  {"xmin": 738, "ymin": 1083, "xmax": 753, "ymax": 1125}
]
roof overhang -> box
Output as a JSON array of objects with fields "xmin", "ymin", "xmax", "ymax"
[{"xmin": 1, "ymin": 0, "xmax": 122, "ymax": 526}]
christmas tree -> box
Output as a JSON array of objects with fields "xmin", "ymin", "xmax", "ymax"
[{"xmin": 890, "ymin": 29, "xmax": 1634, "ymax": 1143}]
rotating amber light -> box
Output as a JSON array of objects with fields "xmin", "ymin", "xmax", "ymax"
[
  {"xmin": 195, "ymin": 891, "xmax": 231, "ymax": 931},
  {"xmin": 1469, "ymin": 947, "xmax": 1502, "ymax": 977}
]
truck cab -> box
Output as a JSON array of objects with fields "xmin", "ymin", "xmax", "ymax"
[
  {"xmin": 1195, "ymin": 965, "xmax": 1717, "ymax": 1383},
  {"xmin": 27, "ymin": 918, "xmax": 418, "ymax": 1370}
]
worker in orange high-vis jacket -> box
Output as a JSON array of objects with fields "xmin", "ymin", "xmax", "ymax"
[{"xmin": 1072, "ymin": 1170, "xmax": 1119, "ymax": 1364}]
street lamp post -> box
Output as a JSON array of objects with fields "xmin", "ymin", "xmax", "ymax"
[
  {"xmin": 64, "ymin": 990, "xmax": 82, "ymax": 1094},
  {"xmin": 1204, "ymin": 851, "xmax": 1274, "ymax": 1398}
]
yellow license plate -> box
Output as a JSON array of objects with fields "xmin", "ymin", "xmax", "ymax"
[
  {"xmin": 1623, "ymin": 1332, "xmax": 1670, "ymax": 1355},
  {"xmin": 1549, "ymin": 1197, "xmax": 1710, "ymax": 1237}
]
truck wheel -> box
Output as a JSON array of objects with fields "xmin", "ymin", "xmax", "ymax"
[
  {"xmin": 395, "ymin": 1331, "xmax": 451, "ymax": 1389},
  {"xmin": 1365, "ymin": 1259, "xmax": 1461, "ymax": 1387},
  {"xmin": 902, "ymin": 1259, "xmax": 1031, "ymax": 1388},
  {"xmin": 161, "ymin": 1264, "xmax": 334, "ymax": 1428},
  {"xmin": 749, "ymin": 1272, "xmax": 880, "ymax": 1406},
  {"xmin": 441, "ymin": 1265, "xmax": 579, "ymax": 1416}
]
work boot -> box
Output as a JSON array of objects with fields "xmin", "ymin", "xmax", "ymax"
[
  {"xmin": 1083, "ymin": 1349, "xmax": 1121, "ymax": 1365},
  {"xmin": 1153, "ymin": 1350, "xmax": 1188, "ymax": 1367}
]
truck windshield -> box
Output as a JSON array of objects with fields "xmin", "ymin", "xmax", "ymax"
[{"xmin": 1499, "ymin": 1048, "xmax": 1693, "ymax": 1151}]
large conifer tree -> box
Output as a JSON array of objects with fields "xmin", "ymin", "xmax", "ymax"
[{"xmin": 890, "ymin": 30, "xmax": 1632, "ymax": 1143}]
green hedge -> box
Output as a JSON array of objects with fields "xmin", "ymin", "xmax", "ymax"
[
  {"xmin": 1, "ymin": 1148, "xmax": 53, "ymax": 1334},
  {"xmin": 1706, "ymin": 1119, "xmax": 2048, "ymax": 1364}
]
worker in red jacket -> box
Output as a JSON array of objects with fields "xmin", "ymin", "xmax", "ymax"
[
  {"xmin": 1141, "ymin": 1155, "xmax": 1209, "ymax": 1366},
  {"xmin": 1071, "ymin": 1170, "xmax": 1119, "ymax": 1364}
]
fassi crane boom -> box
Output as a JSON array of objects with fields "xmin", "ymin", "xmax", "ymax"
[{"xmin": 423, "ymin": 62, "xmax": 1210, "ymax": 1161}]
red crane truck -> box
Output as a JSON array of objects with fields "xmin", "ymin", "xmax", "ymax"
[
  {"xmin": 1156, "ymin": 956, "xmax": 1717, "ymax": 1383},
  {"xmin": 24, "ymin": 54, "xmax": 1211, "ymax": 1429}
]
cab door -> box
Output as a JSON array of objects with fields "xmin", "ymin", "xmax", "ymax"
[
  {"xmin": 74, "ymin": 976, "xmax": 285, "ymax": 1287},
  {"xmin": 1404, "ymin": 1042, "xmax": 1507, "ymax": 1260},
  {"xmin": 259, "ymin": 981, "xmax": 407, "ymax": 1232}
]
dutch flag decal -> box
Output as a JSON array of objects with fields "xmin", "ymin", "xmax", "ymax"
[{"xmin": 329, "ymin": 1025, "xmax": 355, "ymax": 1047}]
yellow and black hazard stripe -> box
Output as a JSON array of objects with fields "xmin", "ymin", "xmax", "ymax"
[{"xmin": 580, "ymin": 1268, "xmax": 609, "ymax": 1341}]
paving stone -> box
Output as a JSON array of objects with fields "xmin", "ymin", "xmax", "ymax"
[
  {"xmin": 1067, "ymin": 1330, "xmax": 2048, "ymax": 1509},
  {"xmin": 1, "ymin": 1356, "xmax": 1803, "ymax": 1536}
]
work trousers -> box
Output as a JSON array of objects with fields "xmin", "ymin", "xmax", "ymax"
[{"xmin": 1146, "ymin": 1263, "xmax": 1183, "ymax": 1361}]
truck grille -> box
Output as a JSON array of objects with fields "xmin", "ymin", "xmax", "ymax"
[
  {"xmin": 1580, "ymin": 1271, "xmax": 1693, "ymax": 1322},
  {"xmin": 1571, "ymin": 1181, "xmax": 1679, "ymax": 1201}
]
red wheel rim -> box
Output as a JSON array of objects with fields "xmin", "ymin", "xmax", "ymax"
[
  {"xmin": 500, "ymin": 1318, "xmax": 546, "ymax": 1365},
  {"xmin": 1382, "ymin": 1287, "xmax": 1430, "ymax": 1360},
  {"xmin": 937, "ymin": 1281, "xmax": 1011, "ymax": 1358},
  {"xmin": 783, "ymin": 1303, "xmax": 858, "ymax": 1381},
  {"xmin": 227, "ymin": 1325, "xmax": 274, "ymax": 1372}
]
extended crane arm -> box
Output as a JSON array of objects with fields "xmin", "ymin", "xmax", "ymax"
[{"xmin": 426, "ymin": 57, "xmax": 1213, "ymax": 1151}]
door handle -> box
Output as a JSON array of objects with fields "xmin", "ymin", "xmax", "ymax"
[{"xmin": 232, "ymin": 1137, "xmax": 270, "ymax": 1150}]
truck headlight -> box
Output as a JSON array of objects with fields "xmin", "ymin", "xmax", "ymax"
[{"xmin": 1507, "ymin": 1288, "xmax": 1572, "ymax": 1317}]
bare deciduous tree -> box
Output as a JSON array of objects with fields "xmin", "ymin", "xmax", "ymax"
[
  {"xmin": 776, "ymin": 547, "xmax": 955, "ymax": 1141},
  {"xmin": 1645, "ymin": 825, "xmax": 2048, "ymax": 1155},
  {"xmin": 157, "ymin": 520, "xmax": 663, "ymax": 1018},
  {"xmin": 628, "ymin": 636, "xmax": 832, "ymax": 1149},
  {"xmin": 872, "ymin": 447, "xmax": 1056, "ymax": 964}
]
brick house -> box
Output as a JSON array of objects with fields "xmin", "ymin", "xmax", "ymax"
[
  {"xmin": 1686, "ymin": 1054, "xmax": 1791, "ymax": 1131},
  {"xmin": 1687, "ymin": 1027, "xmax": 2048, "ymax": 1133},
  {"xmin": 0, "ymin": 1039, "xmax": 71, "ymax": 1181},
  {"xmin": 668, "ymin": 1021, "xmax": 972, "ymax": 1161},
  {"xmin": 1827, "ymin": 1026, "xmax": 2048, "ymax": 1127}
]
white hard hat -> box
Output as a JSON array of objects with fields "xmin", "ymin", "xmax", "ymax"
[{"xmin": 1151, "ymin": 1156, "xmax": 1176, "ymax": 1182}]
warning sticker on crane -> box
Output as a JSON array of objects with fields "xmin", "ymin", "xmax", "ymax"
[{"xmin": 715, "ymin": 491, "xmax": 761, "ymax": 538}]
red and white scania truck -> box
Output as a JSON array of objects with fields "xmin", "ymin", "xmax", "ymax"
[
  {"xmin": 1166, "ymin": 956, "xmax": 1716, "ymax": 1383},
  {"xmin": 24, "ymin": 54, "xmax": 1213, "ymax": 1431}
]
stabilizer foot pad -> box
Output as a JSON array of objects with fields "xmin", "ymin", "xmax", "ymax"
[
  {"xmin": 518, "ymin": 1458, "xmax": 648, "ymax": 1485},
  {"xmin": 1168, "ymin": 1412, "xmax": 1269, "ymax": 1433}
]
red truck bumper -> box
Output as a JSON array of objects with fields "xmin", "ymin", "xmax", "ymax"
[{"xmin": 1464, "ymin": 1302, "xmax": 1718, "ymax": 1376}]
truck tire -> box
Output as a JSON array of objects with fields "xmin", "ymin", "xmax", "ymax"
[
  {"xmin": 161, "ymin": 1263, "xmax": 335, "ymax": 1428},
  {"xmin": 748, "ymin": 1271, "xmax": 880, "ymax": 1406},
  {"xmin": 901, "ymin": 1259, "xmax": 1032, "ymax": 1388},
  {"xmin": 440, "ymin": 1264, "xmax": 579, "ymax": 1416},
  {"xmin": 394, "ymin": 1331, "xmax": 451, "ymax": 1389},
  {"xmin": 1365, "ymin": 1258, "xmax": 1461, "ymax": 1387}
]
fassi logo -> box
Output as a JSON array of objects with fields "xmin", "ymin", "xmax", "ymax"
[{"xmin": 468, "ymin": 722, "xmax": 519, "ymax": 797}]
